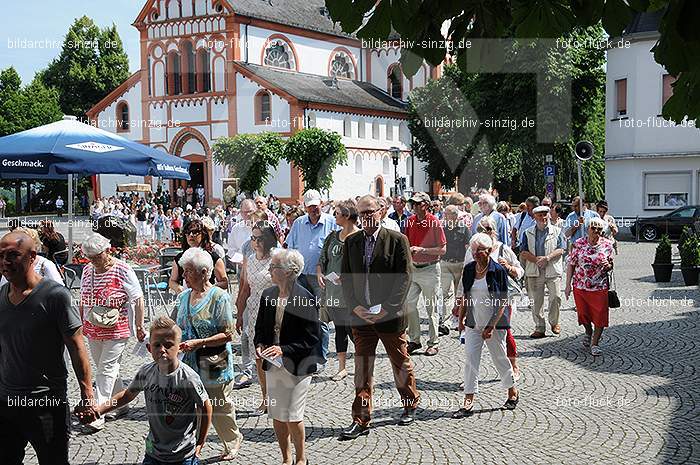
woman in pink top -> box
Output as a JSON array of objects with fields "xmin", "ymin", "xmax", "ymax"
[
  {"xmin": 565, "ymin": 217, "xmax": 614, "ymax": 356},
  {"xmin": 79, "ymin": 233, "xmax": 145, "ymax": 433}
]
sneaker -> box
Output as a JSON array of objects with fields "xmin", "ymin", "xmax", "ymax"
[
  {"xmin": 438, "ymin": 324, "xmax": 450, "ymax": 336},
  {"xmin": 591, "ymin": 345, "xmax": 602, "ymax": 356},
  {"xmin": 81, "ymin": 417, "xmax": 105, "ymax": 434}
]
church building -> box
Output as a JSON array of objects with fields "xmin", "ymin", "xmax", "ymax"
[{"xmin": 87, "ymin": 0, "xmax": 436, "ymax": 204}]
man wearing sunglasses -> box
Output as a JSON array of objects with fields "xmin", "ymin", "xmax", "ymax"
[{"xmin": 520, "ymin": 206, "xmax": 566, "ymax": 338}]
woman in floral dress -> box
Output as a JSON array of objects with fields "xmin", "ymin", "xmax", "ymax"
[
  {"xmin": 243, "ymin": 221, "xmax": 278, "ymax": 413},
  {"xmin": 565, "ymin": 217, "xmax": 615, "ymax": 356}
]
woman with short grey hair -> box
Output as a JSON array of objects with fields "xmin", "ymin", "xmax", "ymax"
[
  {"xmin": 453, "ymin": 233, "xmax": 518, "ymax": 418},
  {"xmin": 255, "ymin": 247, "xmax": 320, "ymax": 465},
  {"xmin": 175, "ymin": 246, "xmax": 243, "ymax": 460},
  {"xmin": 78, "ymin": 233, "xmax": 145, "ymax": 433}
]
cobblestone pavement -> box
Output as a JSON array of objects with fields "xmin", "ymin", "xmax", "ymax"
[{"xmin": 22, "ymin": 240, "xmax": 699, "ymax": 465}]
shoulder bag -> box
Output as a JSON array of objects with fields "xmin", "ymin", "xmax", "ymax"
[
  {"xmin": 607, "ymin": 271, "xmax": 620, "ymax": 308},
  {"xmin": 498, "ymin": 244, "xmax": 523, "ymax": 299},
  {"xmin": 186, "ymin": 290, "xmax": 229, "ymax": 373},
  {"xmin": 86, "ymin": 267, "xmax": 121, "ymax": 328}
]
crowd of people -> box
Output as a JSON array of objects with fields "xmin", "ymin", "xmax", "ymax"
[{"xmin": 0, "ymin": 185, "xmax": 620, "ymax": 465}]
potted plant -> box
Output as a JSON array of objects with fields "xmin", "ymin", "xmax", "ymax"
[
  {"xmin": 678, "ymin": 228, "xmax": 700, "ymax": 286},
  {"xmin": 652, "ymin": 234, "xmax": 673, "ymax": 282}
]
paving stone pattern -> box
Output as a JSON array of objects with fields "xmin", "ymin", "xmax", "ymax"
[{"xmin": 22, "ymin": 241, "xmax": 700, "ymax": 465}]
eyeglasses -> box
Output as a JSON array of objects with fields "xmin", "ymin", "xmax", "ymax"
[
  {"xmin": 359, "ymin": 209, "xmax": 379, "ymax": 216},
  {"xmin": 250, "ymin": 235, "xmax": 264, "ymax": 242},
  {"xmin": 268, "ymin": 264, "xmax": 284, "ymax": 270}
]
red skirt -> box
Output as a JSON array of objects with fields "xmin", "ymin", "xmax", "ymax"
[{"xmin": 573, "ymin": 288, "xmax": 609, "ymax": 328}]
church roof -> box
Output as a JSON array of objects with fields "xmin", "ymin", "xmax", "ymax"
[
  {"xmin": 623, "ymin": 10, "xmax": 663, "ymax": 36},
  {"xmin": 232, "ymin": 0, "xmax": 353, "ymax": 39},
  {"xmin": 233, "ymin": 62, "xmax": 408, "ymax": 117}
]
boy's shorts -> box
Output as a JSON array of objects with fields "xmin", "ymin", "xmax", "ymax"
[{"xmin": 143, "ymin": 455, "xmax": 199, "ymax": 465}]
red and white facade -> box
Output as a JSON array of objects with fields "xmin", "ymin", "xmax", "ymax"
[{"xmin": 87, "ymin": 0, "xmax": 436, "ymax": 204}]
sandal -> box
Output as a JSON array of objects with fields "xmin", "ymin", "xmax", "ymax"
[
  {"xmin": 331, "ymin": 369, "xmax": 348, "ymax": 381},
  {"xmin": 583, "ymin": 335, "xmax": 591, "ymax": 348},
  {"xmin": 503, "ymin": 395, "xmax": 519, "ymax": 410},
  {"xmin": 591, "ymin": 345, "xmax": 602, "ymax": 356},
  {"xmin": 425, "ymin": 346, "xmax": 439, "ymax": 356},
  {"xmin": 451, "ymin": 400, "xmax": 474, "ymax": 418}
]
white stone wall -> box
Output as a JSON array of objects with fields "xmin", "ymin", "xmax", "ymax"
[
  {"xmin": 245, "ymin": 25, "xmax": 362, "ymax": 78},
  {"xmin": 605, "ymin": 37, "xmax": 700, "ymax": 218},
  {"xmin": 236, "ymin": 74, "xmax": 292, "ymax": 134},
  {"xmin": 606, "ymin": 39, "xmax": 700, "ymax": 158},
  {"xmin": 370, "ymin": 48, "xmax": 409, "ymax": 100},
  {"xmin": 93, "ymin": 81, "xmax": 143, "ymax": 142},
  {"xmin": 606, "ymin": 156, "xmax": 700, "ymax": 218}
]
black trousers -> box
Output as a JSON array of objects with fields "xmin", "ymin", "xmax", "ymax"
[{"xmin": 0, "ymin": 396, "xmax": 70, "ymax": 465}]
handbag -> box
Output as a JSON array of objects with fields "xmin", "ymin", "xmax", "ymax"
[
  {"xmin": 607, "ymin": 271, "xmax": 620, "ymax": 308},
  {"xmin": 186, "ymin": 292, "xmax": 229, "ymax": 374},
  {"xmin": 86, "ymin": 268, "xmax": 120, "ymax": 328}
]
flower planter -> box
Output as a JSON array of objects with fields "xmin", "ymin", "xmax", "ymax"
[
  {"xmin": 680, "ymin": 266, "xmax": 699, "ymax": 286},
  {"xmin": 651, "ymin": 263, "xmax": 673, "ymax": 282}
]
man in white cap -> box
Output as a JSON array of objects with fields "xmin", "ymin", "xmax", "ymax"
[
  {"xmin": 404, "ymin": 192, "xmax": 446, "ymax": 355},
  {"xmin": 520, "ymin": 205, "xmax": 566, "ymax": 338},
  {"xmin": 285, "ymin": 189, "xmax": 338, "ymax": 368}
]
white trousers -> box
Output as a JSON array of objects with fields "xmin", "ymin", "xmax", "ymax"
[
  {"xmin": 88, "ymin": 338, "xmax": 128, "ymax": 406},
  {"xmin": 463, "ymin": 328, "xmax": 515, "ymax": 395}
]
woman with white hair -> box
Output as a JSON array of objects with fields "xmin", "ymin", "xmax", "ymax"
[
  {"xmin": 0, "ymin": 227, "xmax": 63, "ymax": 286},
  {"xmin": 255, "ymin": 248, "xmax": 320, "ymax": 465},
  {"xmin": 459, "ymin": 215, "xmax": 524, "ymax": 380},
  {"xmin": 565, "ymin": 217, "xmax": 614, "ymax": 356},
  {"xmin": 453, "ymin": 233, "xmax": 518, "ymax": 418},
  {"xmin": 175, "ymin": 246, "xmax": 243, "ymax": 460},
  {"xmin": 78, "ymin": 233, "xmax": 145, "ymax": 433}
]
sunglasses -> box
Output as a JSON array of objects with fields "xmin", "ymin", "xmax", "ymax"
[
  {"xmin": 477, "ymin": 226, "xmax": 493, "ymax": 232},
  {"xmin": 590, "ymin": 227, "xmax": 603, "ymax": 232},
  {"xmin": 250, "ymin": 235, "xmax": 264, "ymax": 242},
  {"xmin": 186, "ymin": 230, "xmax": 203, "ymax": 236}
]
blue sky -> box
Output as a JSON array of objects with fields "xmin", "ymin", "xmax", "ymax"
[{"xmin": 0, "ymin": 0, "xmax": 144, "ymax": 84}]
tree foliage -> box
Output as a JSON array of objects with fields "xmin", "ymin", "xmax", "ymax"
[
  {"xmin": 326, "ymin": 0, "xmax": 700, "ymax": 124},
  {"xmin": 283, "ymin": 128, "xmax": 348, "ymax": 192},
  {"xmin": 213, "ymin": 132, "xmax": 285, "ymax": 195},
  {"xmin": 408, "ymin": 26, "xmax": 606, "ymax": 201},
  {"xmin": 40, "ymin": 16, "xmax": 130, "ymax": 119}
]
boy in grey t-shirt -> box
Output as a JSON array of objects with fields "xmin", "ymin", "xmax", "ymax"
[{"xmin": 85, "ymin": 316, "xmax": 212, "ymax": 464}]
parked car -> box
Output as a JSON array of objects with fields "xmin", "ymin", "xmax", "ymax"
[{"xmin": 630, "ymin": 206, "xmax": 700, "ymax": 241}]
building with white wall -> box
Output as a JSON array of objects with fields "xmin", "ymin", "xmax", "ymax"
[
  {"xmin": 605, "ymin": 11, "xmax": 700, "ymax": 218},
  {"xmin": 87, "ymin": 0, "xmax": 435, "ymax": 204}
]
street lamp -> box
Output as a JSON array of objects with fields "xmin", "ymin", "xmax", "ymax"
[{"xmin": 389, "ymin": 146, "xmax": 400, "ymax": 196}]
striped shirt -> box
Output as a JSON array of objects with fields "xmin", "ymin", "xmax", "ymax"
[{"xmin": 80, "ymin": 259, "xmax": 143, "ymax": 340}]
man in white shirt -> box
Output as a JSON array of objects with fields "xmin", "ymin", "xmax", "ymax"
[
  {"xmin": 55, "ymin": 196, "xmax": 65, "ymax": 217},
  {"xmin": 226, "ymin": 199, "xmax": 255, "ymax": 265}
]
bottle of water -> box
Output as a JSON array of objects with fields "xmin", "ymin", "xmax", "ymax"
[{"xmin": 459, "ymin": 330, "xmax": 466, "ymax": 345}]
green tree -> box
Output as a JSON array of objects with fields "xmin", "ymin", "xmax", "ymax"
[
  {"xmin": 0, "ymin": 67, "xmax": 65, "ymax": 214},
  {"xmin": 326, "ymin": 0, "xmax": 699, "ymax": 124},
  {"xmin": 283, "ymin": 128, "xmax": 348, "ymax": 192},
  {"xmin": 408, "ymin": 26, "xmax": 606, "ymax": 201},
  {"xmin": 213, "ymin": 132, "xmax": 285, "ymax": 195},
  {"xmin": 40, "ymin": 16, "xmax": 130, "ymax": 119}
]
